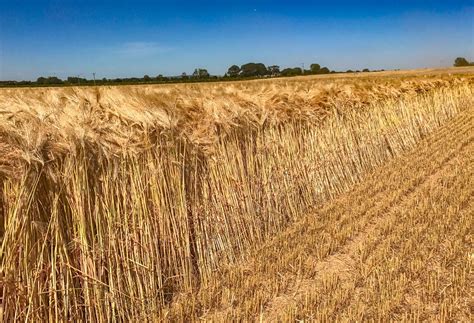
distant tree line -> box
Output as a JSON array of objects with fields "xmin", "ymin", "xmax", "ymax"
[
  {"xmin": 0, "ymin": 59, "xmax": 415, "ymax": 88},
  {"xmin": 224, "ymin": 62, "xmax": 336, "ymax": 78}
]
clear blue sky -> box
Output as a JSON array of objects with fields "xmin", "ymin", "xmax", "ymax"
[{"xmin": 0, "ymin": 0, "xmax": 473, "ymax": 80}]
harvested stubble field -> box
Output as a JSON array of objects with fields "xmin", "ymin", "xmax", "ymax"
[{"xmin": 1, "ymin": 68, "xmax": 473, "ymax": 321}]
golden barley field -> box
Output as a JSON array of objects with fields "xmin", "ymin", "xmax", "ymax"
[{"xmin": 1, "ymin": 67, "xmax": 473, "ymax": 321}]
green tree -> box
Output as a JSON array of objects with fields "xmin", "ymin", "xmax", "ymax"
[
  {"xmin": 319, "ymin": 67, "xmax": 330, "ymax": 74},
  {"xmin": 310, "ymin": 63, "xmax": 321, "ymax": 74},
  {"xmin": 227, "ymin": 65, "xmax": 241, "ymax": 77},
  {"xmin": 267, "ymin": 65, "xmax": 280, "ymax": 76},
  {"xmin": 240, "ymin": 63, "xmax": 268, "ymax": 77},
  {"xmin": 143, "ymin": 75, "xmax": 151, "ymax": 82},
  {"xmin": 37, "ymin": 76, "xmax": 63, "ymax": 84},
  {"xmin": 192, "ymin": 68, "xmax": 210, "ymax": 78},
  {"xmin": 280, "ymin": 67, "xmax": 303, "ymax": 76},
  {"xmin": 454, "ymin": 57, "xmax": 471, "ymax": 67}
]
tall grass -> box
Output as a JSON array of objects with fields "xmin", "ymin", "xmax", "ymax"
[{"xmin": 1, "ymin": 82, "xmax": 472, "ymax": 320}]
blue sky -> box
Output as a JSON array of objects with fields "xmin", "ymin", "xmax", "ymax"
[{"xmin": 0, "ymin": 0, "xmax": 473, "ymax": 80}]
